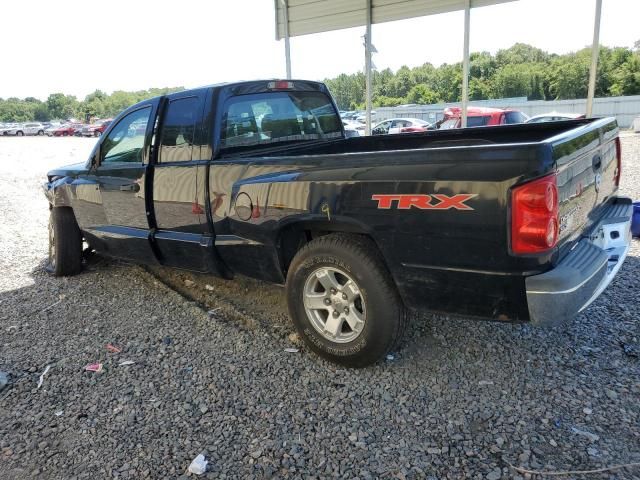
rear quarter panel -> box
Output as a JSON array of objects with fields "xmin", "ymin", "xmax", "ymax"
[{"xmin": 210, "ymin": 143, "xmax": 553, "ymax": 319}]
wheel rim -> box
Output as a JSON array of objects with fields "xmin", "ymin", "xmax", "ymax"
[
  {"xmin": 48, "ymin": 216, "xmax": 56, "ymax": 269},
  {"xmin": 303, "ymin": 266, "xmax": 366, "ymax": 343}
]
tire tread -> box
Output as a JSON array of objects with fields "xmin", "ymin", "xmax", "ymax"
[{"xmin": 287, "ymin": 233, "xmax": 407, "ymax": 366}]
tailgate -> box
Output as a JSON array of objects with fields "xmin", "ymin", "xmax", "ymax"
[{"xmin": 549, "ymin": 118, "xmax": 620, "ymax": 257}]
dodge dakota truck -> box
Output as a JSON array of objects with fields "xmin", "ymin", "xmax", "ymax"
[{"xmin": 43, "ymin": 80, "xmax": 633, "ymax": 367}]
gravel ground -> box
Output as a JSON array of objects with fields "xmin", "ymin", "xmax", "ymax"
[{"xmin": 0, "ymin": 135, "xmax": 639, "ymax": 480}]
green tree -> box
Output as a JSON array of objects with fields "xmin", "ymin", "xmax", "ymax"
[
  {"xmin": 405, "ymin": 84, "xmax": 438, "ymax": 104},
  {"xmin": 47, "ymin": 93, "xmax": 79, "ymax": 120},
  {"xmin": 492, "ymin": 63, "xmax": 545, "ymax": 99}
]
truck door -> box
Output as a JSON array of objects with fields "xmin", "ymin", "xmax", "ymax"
[
  {"xmin": 149, "ymin": 90, "xmax": 221, "ymax": 273},
  {"xmin": 89, "ymin": 100, "xmax": 159, "ymax": 263}
]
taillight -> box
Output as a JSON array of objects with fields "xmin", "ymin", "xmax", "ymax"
[
  {"xmin": 511, "ymin": 174, "xmax": 559, "ymax": 254},
  {"xmin": 614, "ymin": 137, "xmax": 622, "ymax": 187}
]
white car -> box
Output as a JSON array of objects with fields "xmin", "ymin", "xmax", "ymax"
[
  {"xmin": 343, "ymin": 120, "xmax": 365, "ymax": 137},
  {"xmin": 6, "ymin": 122, "xmax": 46, "ymax": 136},
  {"xmin": 372, "ymin": 118, "xmax": 432, "ymax": 135},
  {"xmin": 525, "ymin": 112, "xmax": 585, "ymax": 123},
  {"xmin": 0, "ymin": 123, "xmax": 20, "ymax": 136},
  {"xmin": 45, "ymin": 125, "xmax": 60, "ymax": 136}
]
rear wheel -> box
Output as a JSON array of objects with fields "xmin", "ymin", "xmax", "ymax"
[
  {"xmin": 94, "ymin": 130, "xmax": 101, "ymax": 137},
  {"xmin": 45, "ymin": 207, "xmax": 82, "ymax": 276},
  {"xmin": 286, "ymin": 234, "xmax": 406, "ymax": 367},
  {"xmin": 62, "ymin": 132, "xmax": 68, "ymax": 137},
  {"xmin": 16, "ymin": 131, "xmax": 24, "ymax": 136},
  {"xmin": 38, "ymin": 130, "xmax": 44, "ymax": 136}
]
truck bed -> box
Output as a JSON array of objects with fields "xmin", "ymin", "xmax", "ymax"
[{"xmin": 230, "ymin": 119, "xmax": 595, "ymax": 158}]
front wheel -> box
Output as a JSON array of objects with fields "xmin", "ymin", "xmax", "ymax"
[
  {"xmin": 38, "ymin": 130, "xmax": 44, "ymax": 136},
  {"xmin": 286, "ymin": 234, "xmax": 406, "ymax": 367},
  {"xmin": 45, "ymin": 207, "xmax": 83, "ymax": 276},
  {"xmin": 16, "ymin": 131, "xmax": 24, "ymax": 136}
]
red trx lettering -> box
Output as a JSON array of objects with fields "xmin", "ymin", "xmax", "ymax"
[{"xmin": 371, "ymin": 194, "xmax": 477, "ymax": 210}]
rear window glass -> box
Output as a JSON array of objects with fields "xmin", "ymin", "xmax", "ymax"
[
  {"xmin": 220, "ymin": 91, "xmax": 342, "ymax": 149},
  {"xmin": 504, "ymin": 111, "xmax": 527, "ymax": 124},
  {"xmin": 159, "ymin": 96, "xmax": 200, "ymax": 163},
  {"xmin": 439, "ymin": 119, "xmax": 459, "ymax": 130},
  {"xmin": 467, "ymin": 116, "xmax": 490, "ymax": 127}
]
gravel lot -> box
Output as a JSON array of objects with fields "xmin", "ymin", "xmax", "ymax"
[{"xmin": 0, "ymin": 134, "xmax": 639, "ymax": 480}]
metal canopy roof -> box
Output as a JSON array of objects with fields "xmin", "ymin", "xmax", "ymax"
[
  {"xmin": 275, "ymin": 0, "xmax": 517, "ymax": 40},
  {"xmin": 274, "ymin": 0, "xmax": 603, "ymax": 129}
]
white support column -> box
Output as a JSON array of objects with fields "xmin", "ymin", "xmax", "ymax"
[
  {"xmin": 461, "ymin": 0, "xmax": 471, "ymax": 128},
  {"xmin": 586, "ymin": 0, "xmax": 602, "ymax": 117},
  {"xmin": 282, "ymin": 0, "xmax": 292, "ymax": 79},
  {"xmin": 365, "ymin": 0, "xmax": 373, "ymax": 136}
]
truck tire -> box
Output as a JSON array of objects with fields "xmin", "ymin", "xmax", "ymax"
[
  {"xmin": 46, "ymin": 207, "xmax": 82, "ymax": 276},
  {"xmin": 286, "ymin": 234, "xmax": 406, "ymax": 367}
]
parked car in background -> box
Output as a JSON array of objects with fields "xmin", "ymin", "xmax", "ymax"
[
  {"xmin": 372, "ymin": 118, "xmax": 432, "ymax": 135},
  {"xmin": 51, "ymin": 124, "xmax": 83, "ymax": 137},
  {"xmin": 45, "ymin": 125, "xmax": 59, "ymax": 136},
  {"xmin": 525, "ymin": 112, "xmax": 586, "ymax": 123},
  {"xmin": 343, "ymin": 120, "xmax": 365, "ymax": 137},
  {"xmin": 5, "ymin": 122, "xmax": 46, "ymax": 136},
  {"xmin": 0, "ymin": 123, "xmax": 20, "ymax": 135},
  {"xmin": 80, "ymin": 119, "xmax": 112, "ymax": 137},
  {"xmin": 355, "ymin": 111, "xmax": 376, "ymax": 124},
  {"xmin": 438, "ymin": 107, "xmax": 528, "ymax": 129}
]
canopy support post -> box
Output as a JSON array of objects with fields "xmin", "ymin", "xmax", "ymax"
[
  {"xmin": 461, "ymin": 0, "xmax": 471, "ymax": 128},
  {"xmin": 586, "ymin": 0, "xmax": 602, "ymax": 117},
  {"xmin": 281, "ymin": 0, "xmax": 292, "ymax": 79},
  {"xmin": 365, "ymin": 0, "xmax": 373, "ymax": 135}
]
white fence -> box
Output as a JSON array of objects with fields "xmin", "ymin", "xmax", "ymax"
[{"xmin": 374, "ymin": 95, "xmax": 640, "ymax": 128}]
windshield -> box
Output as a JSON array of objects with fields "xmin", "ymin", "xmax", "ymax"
[
  {"xmin": 504, "ymin": 111, "xmax": 528, "ymax": 124},
  {"xmin": 439, "ymin": 119, "xmax": 459, "ymax": 130},
  {"xmin": 220, "ymin": 91, "xmax": 342, "ymax": 150}
]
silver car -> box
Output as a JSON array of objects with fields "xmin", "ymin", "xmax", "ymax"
[{"xmin": 6, "ymin": 122, "xmax": 46, "ymax": 136}]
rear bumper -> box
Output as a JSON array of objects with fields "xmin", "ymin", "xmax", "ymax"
[{"xmin": 526, "ymin": 197, "xmax": 633, "ymax": 325}]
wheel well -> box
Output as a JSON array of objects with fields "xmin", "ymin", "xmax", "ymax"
[{"xmin": 277, "ymin": 223, "xmax": 381, "ymax": 278}]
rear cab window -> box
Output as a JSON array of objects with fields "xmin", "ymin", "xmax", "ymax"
[
  {"xmin": 467, "ymin": 116, "xmax": 490, "ymax": 127},
  {"xmin": 220, "ymin": 90, "xmax": 342, "ymax": 151},
  {"xmin": 503, "ymin": 111, "xmax": 527, "ymax": 124}
]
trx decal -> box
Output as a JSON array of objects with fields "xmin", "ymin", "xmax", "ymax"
[{"xmin": 371, "ymin": 194, "xmax": 477, "ymax": 210}]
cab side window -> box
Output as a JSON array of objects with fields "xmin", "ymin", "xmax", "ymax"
[
  {"xmin": 101, "ymin": 107, "xmax": 151, "ymax": 164},
  {"xmin": 159, "ymin": 97, "xmax": 201, "ymax": 162}
]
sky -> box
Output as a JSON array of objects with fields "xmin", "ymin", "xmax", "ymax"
[{"xmin": 0, "ymin": 0, "xmax": 638, "ymax": 101}]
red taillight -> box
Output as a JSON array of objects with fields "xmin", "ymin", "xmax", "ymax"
[
  {"xmin": 267, "ymin": 80, "xmax": 294, "ymax": 90},
  {"xmin": 511, "ymin": 174, "xmax": 559, "ymax": 254},
  {"xmin": 614, "ymin": 137, "xmax": 622, "ymax": 187}
]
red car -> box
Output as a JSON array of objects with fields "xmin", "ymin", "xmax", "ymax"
[
  {"xmin": 81, "ymin": 119, "xmax": 112, "ymax": 137},
  {"xmin": 52, "ymin": 124, "xmax": 84, "ymax": 137},
  {"xmin": 439, "ymin": 106, "xmax": 528, "ymax": 129}
]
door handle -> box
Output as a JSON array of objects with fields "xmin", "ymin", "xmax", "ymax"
[{"xmin": 120, "ymin": 184, "xmax": 140, "ymax": 192}]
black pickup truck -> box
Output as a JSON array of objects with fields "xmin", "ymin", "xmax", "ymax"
[{"xmin": 43, "ymin": 80, "xmax": 633, "ymax": 367}]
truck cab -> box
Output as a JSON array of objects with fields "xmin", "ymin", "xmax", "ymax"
[{"xmin": 439, "ymin": 106, "xmax": 528, "ymax": 129}]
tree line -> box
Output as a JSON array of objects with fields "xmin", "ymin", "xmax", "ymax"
[
  {"xmin": 324, "ymin": 42, "xmax": 640, "ymax": 110},
  {"xmin": 1, "ymin": 42, "xmax": 639, "ymax": 122},
  {"xmin": 0, "ymin": 87, "xmax": 183, "ymax": 123}
]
